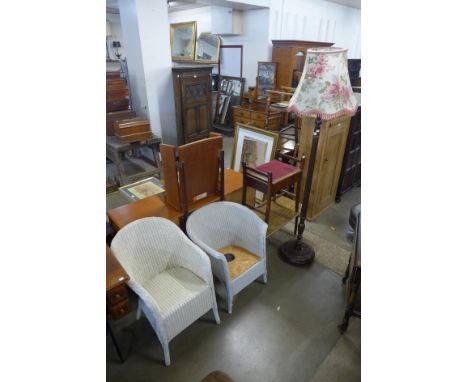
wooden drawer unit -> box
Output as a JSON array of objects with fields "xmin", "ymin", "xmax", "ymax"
[
  {"xmin": 251, "ymin": 112, "xmax": 266, "ymax": 122},
  {"xmin": 233, "ymin": 116, "xmax": 252, "ymax": 126},
  {"xmin": 233, "ymin": 108, "xmax": 251, "ymax": 119},
  {"xmin": 110, "ymin": 299, "xmax": 130, "ymax": 320},
  {"xmin": 249, "ymin": 120, "xmax": 266, "ymax": 129},
  {"xmin": 106, "ymin": 283, "xmax": 128, "ymax": 306},
  {"xmin": 107, "ymin": 245, "xmax": 131, "ymax": 320},
  {"xmin": 232, "ymin": 104, "xmax": 281, "ymax": 131}
]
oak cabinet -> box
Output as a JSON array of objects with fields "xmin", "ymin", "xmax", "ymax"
[
  {"xmin": 298, "ymin": 116, "xmax": 351, "ymax": 220},
  {"xmin": 172, "ymin": 66, "xmax": 213, "ymax": 145}
]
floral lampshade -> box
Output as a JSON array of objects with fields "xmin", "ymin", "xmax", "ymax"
[{"xmin": 288, "ymin": 47, "xmax": 358, "ymax": 120}]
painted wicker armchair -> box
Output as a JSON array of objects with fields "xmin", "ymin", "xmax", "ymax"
[
  {"xmin": 186, "ymin": 201, "xmax": 268, "ymax": 314},
  {"xmin": 111, "ymin": 217, "xmax": 220, "ymax": 366}
]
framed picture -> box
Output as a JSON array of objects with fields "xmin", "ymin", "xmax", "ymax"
[
  {"xmin": 195, "ymin": 32, "xmax": 221, "ymax": 64},
  {"xmin": 257, "ymin": 61, "xmax": 277, "ymax": 97},
  {"xmin": 119, "ymin": 177, "xmax": 165, "ymax": 201},
  {"xmin": 231, "ymin": 123, "xmax": 279, "ymax": 172},
  {"xmin": 170, "ymin": 21, "xmax": 196, "ymax": 61}
]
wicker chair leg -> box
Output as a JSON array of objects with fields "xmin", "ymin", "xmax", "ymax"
[
  {"xmin": 213, "ymin": 307, "xmax": 221, "ymax": 324},
  {"xmin": 162, "ymin": 341, "xmax": 171, "ymax": 366}
]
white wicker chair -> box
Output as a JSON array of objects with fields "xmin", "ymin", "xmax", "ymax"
[
  {"xmin": 186, "ymin": 201, "xmax": 268, "ymax": 314},
  {"xmin": 111, "ymin": 217, "xmax": 220, "ymax": 366}
]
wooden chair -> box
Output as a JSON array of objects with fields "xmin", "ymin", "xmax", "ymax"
[
  {"xmin": 242, "ymin": 151, "xmax": 305, "ymax": 224},
  {"xmin": 265, "ymin": 87, "xmax": 300, "ymax": 151},
  {"xmin": 160, "ymin": 133, "xmax": 225, "ymax": 227}
]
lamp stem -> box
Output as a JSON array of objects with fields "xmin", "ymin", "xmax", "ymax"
[
  {"xmin": 296, "ymin": 115, "xmax": 322, "ymax": 246},
  {"xmin": 280, "ymin": 115, "xmax": 322, "ymax": 265}
]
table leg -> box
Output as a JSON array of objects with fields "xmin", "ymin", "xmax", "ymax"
[
  {"xmin": 115, "ymin": 151, "xmax": 127, "ymax": 186},
  {"xmin": 150, "ymin": 143, "xmax": 162, "ymax": 177}
]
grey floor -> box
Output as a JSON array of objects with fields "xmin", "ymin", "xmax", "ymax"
[{"xmin": 106, "ymin": 135, "xmax": 361, "ymax": 381}]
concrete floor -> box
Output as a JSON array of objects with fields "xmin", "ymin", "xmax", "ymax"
[{"xmin": 106, "ymin": 135, "xmax": 361, "ymax": 381}]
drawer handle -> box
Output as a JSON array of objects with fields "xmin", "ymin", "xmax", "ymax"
[
  {"xmin": 115, "ymin": 294, "xmax": 121, "ymax": 299},
  {"xmin": 119, "ymin": 308, "xmax": 126, "ymax": 313}
]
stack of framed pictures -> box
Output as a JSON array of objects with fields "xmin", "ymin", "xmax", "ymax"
[{"xmin": 213, "ymin": 75, "xmax": 245, "ymax": 135}]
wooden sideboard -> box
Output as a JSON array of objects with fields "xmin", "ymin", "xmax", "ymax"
[
  {"xmin": 298, "ymin": 115, "xmax": 351, "ymax": 220},
  {"xmin": 232, "ymin": 103, "xmax": 281, "ymax": 131},
  {"xmin": 172, "ymin": 66, "xmax": 213, "ymax": 145}
]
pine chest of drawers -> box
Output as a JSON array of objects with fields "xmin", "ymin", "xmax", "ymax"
[{"xmin": 232, "ymin": 103, "xmax": 281, "ymax": 130}]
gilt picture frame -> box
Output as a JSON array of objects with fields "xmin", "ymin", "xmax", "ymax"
[{"xmin": 170, "ymin": 21, "xmax": 197, "ymax": 61}]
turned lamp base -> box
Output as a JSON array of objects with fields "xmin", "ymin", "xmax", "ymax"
[{"xmin": 280, "ymin": 239, "xmax": 315, "ymax": 265}]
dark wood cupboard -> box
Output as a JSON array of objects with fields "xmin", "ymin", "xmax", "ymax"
[
  {"xmin": 336, "ymin": 106, "xmax": 361, "ymax": 201},
  {"xmin": 172, "ymin": 66, "xmax": 213, "ymax": 145}
]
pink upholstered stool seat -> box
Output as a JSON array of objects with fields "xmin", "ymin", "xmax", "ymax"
[
  {"xmin": 242, "ymin": 153, "xmax": 304, "ymax": 224},
  {"xmin": 256, "ymin": 159, "xmax": 301, "ymax": 181}
]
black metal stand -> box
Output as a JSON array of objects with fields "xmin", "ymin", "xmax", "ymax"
[{"xmin": 280, "ymin": 116, "xmax": 322, "ymax": 265}]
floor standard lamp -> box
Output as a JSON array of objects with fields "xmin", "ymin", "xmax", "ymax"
[{"xmin": 280, "ymin": 47, "xmax": 358, "ymax": 265}]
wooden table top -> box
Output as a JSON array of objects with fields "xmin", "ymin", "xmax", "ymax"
[
  {"xmin": 106, "ymin": 244, "xmax": 129, "ymax": 291},
  {"xmin": 107, "ymin": 168, "xmax": 244, "ymax": 231},
  {"xmin": 106, "ymin": 133, "xmax": 161, "ymax": 150}
]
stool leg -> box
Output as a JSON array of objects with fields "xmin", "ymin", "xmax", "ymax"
[
  {"xmin": 265, "ymin": 197, "xmax": 271, "ymax": 224},
  {"xmin": 265, "ymin": 175, "xmax": 273, "ymax": 224},
  {"xmin": 242, "ymin": 162, "xmax": 247, "ymax": 206}
]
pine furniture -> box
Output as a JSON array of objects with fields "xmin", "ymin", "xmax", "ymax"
[
  {"xmin": 232, "ymin": 103, "xmax": 281, "ymax": 131},
  {"xmin": 298, "ymin": 115, "xmax": 351, "ymax": 220}
]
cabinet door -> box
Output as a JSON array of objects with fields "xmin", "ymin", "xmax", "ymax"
[
  {"xmin": 312, "ymin": 119, "xmax": 350, "ymax": 217},
  {"xmin": 179, "ymin": 73, "xmax": 212, "ymax": 143}
]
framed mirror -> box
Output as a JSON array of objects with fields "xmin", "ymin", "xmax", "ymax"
[
  {"xmin": 256, "ymin": 61, "xmax": 277, "ymax": 99},
  {"xmin": 170, "ymin": 21, "xmax": 196, "ymax": 61},
  {"xmin": 195, "ymin": 33, "xmax": 221, "ymax": 64}
]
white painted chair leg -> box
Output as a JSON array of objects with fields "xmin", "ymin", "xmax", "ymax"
[
  {"xmin": 162, "ymin": 341, "xmax": 171, "ymax": 366},
  {"xmin": 261, "ymin": 272, "xmax": 268, "ymax": 284},
  {"xmin": 213, "ymin": 307, "xmax": 221, "ymax": 324}
]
